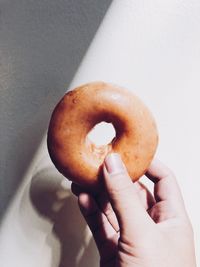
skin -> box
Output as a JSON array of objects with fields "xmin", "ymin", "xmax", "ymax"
[{"xmin": 71, "ymin": 153, "xmax": 196, "ymax": 267}]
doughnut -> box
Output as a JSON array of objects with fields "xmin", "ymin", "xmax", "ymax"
[{"xmin": 47, "ymin": 82, "xmax": 158, "ymax": 192}]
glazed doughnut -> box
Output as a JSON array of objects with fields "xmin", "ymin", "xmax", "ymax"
[{"xmin": 47, "ymin": 82, "xmax": 158, "ymax": 191}]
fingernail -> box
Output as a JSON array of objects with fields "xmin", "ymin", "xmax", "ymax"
[{"xmin": 105, "ymin": 153, "xmax": 125, "ymax": 174}]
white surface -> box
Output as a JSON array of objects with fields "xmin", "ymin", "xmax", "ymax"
[{"xmin": 1, "ymin": 0, "xmax": 200, "ymax": 266}]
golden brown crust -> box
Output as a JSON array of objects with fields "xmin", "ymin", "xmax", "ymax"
[{"xmin": 47, "ymin": 82, "xmax": 158, "ymax": 192}]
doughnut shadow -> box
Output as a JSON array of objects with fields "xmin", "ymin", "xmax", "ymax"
[{"xmin": 30, "ymin": 166, "xmax": 98, "ymax": 267}]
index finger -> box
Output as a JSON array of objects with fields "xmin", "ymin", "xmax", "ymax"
[
  {"xmin": 71, "ymin": 182, "xmax": 119, "ymax": 231},
  {"xmin": 146, "ymin": 159, "xmax": 186, "ymax": 214}
]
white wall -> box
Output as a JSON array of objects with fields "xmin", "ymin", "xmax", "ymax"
[{"xmin": 1, "ymin": 1, "xmax": 200, "ymax": 266}]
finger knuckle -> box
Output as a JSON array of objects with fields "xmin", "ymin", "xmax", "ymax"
[{"xmin": 109, "ymin": 182, "xmax": 132, "ymax": 199}]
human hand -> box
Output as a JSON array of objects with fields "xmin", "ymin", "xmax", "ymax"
[{"xmin": 71, "ymin": 153, "xmax": 196, "ymax": 267}]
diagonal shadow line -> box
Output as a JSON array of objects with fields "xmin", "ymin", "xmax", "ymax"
[{"xmin": 0, "ymin": 0, "xmax": 112, "ymax": 222}]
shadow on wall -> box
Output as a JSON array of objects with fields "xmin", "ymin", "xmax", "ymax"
[
  {"xmin": 30, "ymin": 165, "xmax": 99, "ymax": 267},
  {"xmin": 0, "ymin": 0, "xmax": 112, "ymax": 220}
]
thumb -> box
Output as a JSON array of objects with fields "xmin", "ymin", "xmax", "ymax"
[{"xmin": 103, "ymin": 153, "xmax": 153, "ymax": 240}]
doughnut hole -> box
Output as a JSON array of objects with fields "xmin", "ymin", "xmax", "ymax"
[{"xmin": 86, "ymin": 122, "xmax": 116, "ymax": 163}]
